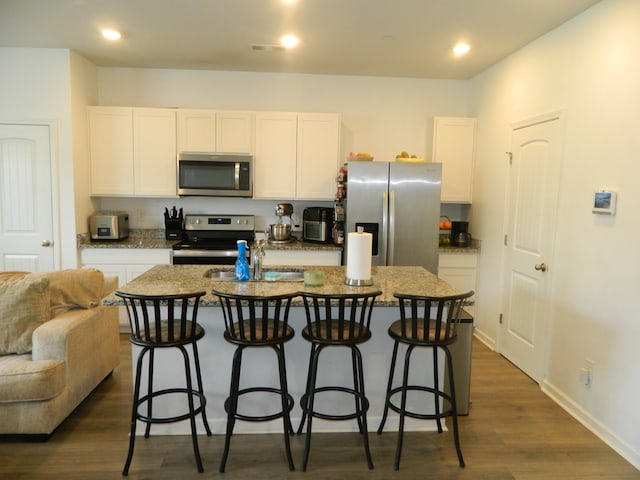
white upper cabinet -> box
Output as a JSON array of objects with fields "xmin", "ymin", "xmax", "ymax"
[
  {"xmin": 89, "ymin": 106, "xmax": 177, "ymax": 197},
  {"xmin": 297, "ymin": 113, "xmax": 341, "ymax": 199},
  {"xmin": 253, "ymin": 112, "xmax": 298, "ymax": 198},
  {"xmin": 89, "ymin": 107, "xmax": 134, "ymax": 195},
  {"xmin": 253, "ymin": 112, "xmax": 340, "ymax": 200},
  {"xmin": 133, "ymin": 108, "xmax": 177, "ymax": 196},
  {"xmin": 177, "ymin": 109, "xmax": 253, "ymax": 153},
  {"xmin": 432, "ymin": 116, "xmax": 476, "ymax": 203}
]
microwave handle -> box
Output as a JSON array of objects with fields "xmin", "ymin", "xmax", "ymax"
[{"xmin": 234, "ymin": 162, "xmax": 240, "ymax": 190}]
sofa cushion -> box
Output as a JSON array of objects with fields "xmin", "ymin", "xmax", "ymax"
[
  {"xmin": 0, "ymin": 355, "xmax": 65, "ymax": 402},
  {"xmin": 29, "ymin": 268, "xmax": 105, "ymax": 317},
  {"xmin": 0, "ymin": 275, "xmax": 51, "ymax": 354}
]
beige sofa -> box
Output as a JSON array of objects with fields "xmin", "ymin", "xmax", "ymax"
[{"xmin": 0, "ymin": 269, "xmax": 120, "ymax": 438}]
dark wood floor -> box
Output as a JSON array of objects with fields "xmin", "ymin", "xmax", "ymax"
[{"xmin": 1, "ymin": 335, "xmax": 637, "ymax": 480}]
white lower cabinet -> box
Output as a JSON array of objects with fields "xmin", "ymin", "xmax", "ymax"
[
  {"xmin": 262, "ymin": 249, "xmax": 342, "ymax": 266},
  {"xmin": 438, "ymin": 253, "xmax": 478, "ymax": 316},
  {"xmin": 81, "ymin": 249, "xmax": 171, "ymax": 330}
]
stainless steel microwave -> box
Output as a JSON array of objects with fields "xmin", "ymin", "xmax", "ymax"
[{"xmin": 178, "ymin": 152, "xmax": 253, "ymax": 197}]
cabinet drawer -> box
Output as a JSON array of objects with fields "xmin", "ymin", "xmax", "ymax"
[
  {"xmin": 81, "ymin": 248, "xmax": 171, "ymax": 265},
  {"xmin": 438, "ymin": 253, "xmax": 478, "ymax": 269}
]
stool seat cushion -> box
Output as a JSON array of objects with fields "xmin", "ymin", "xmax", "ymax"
[
  {"xmin": 228, "ymin": 320, "xmax": 293, "ymax": 342},
  {"xmin": 135, "ymin": 321, "xmax": 203, "ymax": 344},
  {"xmin": 388, "ymin": 319, "xmax": 455, "ymax": 343},
  {"xmin": 304, "ymin": 321, "xmax": 370, "ymax": 342}
]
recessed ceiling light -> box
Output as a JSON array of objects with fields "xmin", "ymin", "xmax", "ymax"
[
  {"xmin": 280, "ymin": 34, "xmax": 299, "ymax": 49},
  {"xmin": 101, "ymin": 29, "xmax": 122, "ymax": 41},
  {"xmin": 453, "ymin": 42, "xmax": 471, "ymax": 56}
]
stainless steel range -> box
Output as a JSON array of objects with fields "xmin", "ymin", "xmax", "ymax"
[{"xmin": 171, "ymin": 214, "xmax": 255, "ymax": 265}]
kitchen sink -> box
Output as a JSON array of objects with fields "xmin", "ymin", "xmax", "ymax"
[{"xmin": 205, "ymin": 269, "xmax": 304, "ymax": 282}]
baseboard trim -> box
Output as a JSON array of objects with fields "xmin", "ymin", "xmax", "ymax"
[
  {"xmin": 542, "ymin": 379, "xmax": 640, "ymax": 471},
  {"xmin": 472, "ymin": 329, "xmax": 495, "ymax": 351}
]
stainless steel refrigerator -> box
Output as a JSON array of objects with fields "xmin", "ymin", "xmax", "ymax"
[{"xmin": 345, "ymin": 161, "xmax": 442, "ymax": 274}]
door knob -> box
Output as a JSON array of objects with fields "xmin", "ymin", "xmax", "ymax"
[
  {"xmin": 534, "ymin": 263, "xmax": 547, "ymax": 272},
  {"xmin": 41, "ymin": 240, "xmax": 52, "ymax": 247}
]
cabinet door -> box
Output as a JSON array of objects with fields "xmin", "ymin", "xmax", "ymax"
[
  {"xmin": 216, "ymin": 111, "xmax": 253, "ymax": 153},
  {"xmin": 296, "ymin": 113, "xmax": 341, "ymax": 200},
  {"xmin": 177, "ymin": 109, "xmax": 216, "ymax": 152},
  {"xmin": 253, "ymin": 112, "xmax": 298, "ymax": 199},
  {"xmin": 89, "ymin": 107, "xmax": 134, "ymax": 195},
  {"xmin": 133, "ymin": 108, "xmax": 177, "ymax": 196},
  {"xmin": 432, "ymin": 117, "xmax": 476, "ymax": 203},
  {"xmin": 438, "ymin": 253, "xmax": 477, "ymax": 315}
]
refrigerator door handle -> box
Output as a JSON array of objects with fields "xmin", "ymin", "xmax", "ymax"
[
  {"xmin": 381, "ymin": 190, "xmax": 389, "ymax": 265},
  {"xmin": 388, "ymin": 190, "xmax": 396, "ymax": 265}
]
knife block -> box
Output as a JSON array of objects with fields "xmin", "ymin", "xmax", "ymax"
[{"xmin": 165, "ymin": 218, "xmax": 184, "ymax": 240}]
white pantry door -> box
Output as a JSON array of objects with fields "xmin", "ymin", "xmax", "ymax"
[
  {"xmin": 500, "ymin": 113, "xmax": 563, "ymax": 382},
  {"xmin": 0, "ymin": 124, "xmax": 56, "ymax": 272}
]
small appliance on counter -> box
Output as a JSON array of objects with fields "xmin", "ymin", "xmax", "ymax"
[
  {"xmin": 450, "ymin": 221, "xmax": 472, "ymax": 247},
  {"xmin": 164, "ymin": 206, "xmax": 184, "ymax": 240},
  {"xmin": 89, "ymin": 211, "xmax": 129, "ymax": 241},
  {"xmin": 302, "ymin": 207, "xmax": 334, "ymax": 244},
  {"xmin": 267, "ymin": 203, "xmax": 295, "ymax": 243}
]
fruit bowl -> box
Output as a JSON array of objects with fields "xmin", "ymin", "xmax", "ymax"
[
  {"xmin": 395, "ymin": 157, "xmax": 425, "ymax": 163},
  {"xmin": 347, "ymin": 155, "xmax": 374, "ymax": 162}
]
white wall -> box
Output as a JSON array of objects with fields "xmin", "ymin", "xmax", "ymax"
[
  {"xmin": 0, "ymin": 48, "xmax": 82, "ymax": 269},
  {"xmin": 469, "ymin": 0, "xmax": 640, "ymax": 467}
]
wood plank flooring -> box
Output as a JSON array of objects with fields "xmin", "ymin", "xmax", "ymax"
[{"xmin": 0, "ymin": 335, "xmax": 637, "ymax": 480}]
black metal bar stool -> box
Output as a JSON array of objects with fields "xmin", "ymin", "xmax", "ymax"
[
  {"xmin": 297, "ymin": 290, "xmax": 382, "ymax": 471},
  {"xmin": 116, "ymin": 290, "xmax": 212, "ymax": 476},
  {"xmin": 212, "ymin": 289, "xmax": 298, "ymax": 473},
  {"xmin": 377, "ymin": 290, "xmax": 474, "ymax": 470}
]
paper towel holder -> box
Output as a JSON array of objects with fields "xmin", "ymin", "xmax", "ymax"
[{"xmin": 345, "ymin": 277, "xmax": 374, "ymax": 287}]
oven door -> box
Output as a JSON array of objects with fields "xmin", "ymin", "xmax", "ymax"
[{"xmin": 171, "ymin": 249, "xmax": 246, "ymax": 265}]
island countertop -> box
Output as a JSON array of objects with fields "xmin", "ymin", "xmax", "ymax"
[{"xmin": 102, "ymin": 264, "xmax": 462, "ymax": 307}]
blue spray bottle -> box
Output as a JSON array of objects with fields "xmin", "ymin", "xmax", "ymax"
[{"xmin": 235, "ymin": 240, "xmax": 250, "ymax": 281}]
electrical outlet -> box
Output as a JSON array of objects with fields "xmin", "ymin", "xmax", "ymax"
[{"xmin": 581, "ymin": 358, "xmax": 594, "ymax": 386}]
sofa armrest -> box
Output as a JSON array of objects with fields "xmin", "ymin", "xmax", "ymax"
[{"xmin": 102, "ymin": 274, "xmax": 118, "ymax": 298}]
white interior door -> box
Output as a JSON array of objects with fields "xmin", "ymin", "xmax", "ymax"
[
  {"xmin": 0, "ymin": 124, "xmax": 56, "ymax": 272},
  {"xmin": 500, "ymin": 113, "xmax": 563, "ymax": 382}
]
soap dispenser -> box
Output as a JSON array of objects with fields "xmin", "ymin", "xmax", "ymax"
[{"xmin": 235, "ymin": 240, "xmax": 250, "ymax": 281}]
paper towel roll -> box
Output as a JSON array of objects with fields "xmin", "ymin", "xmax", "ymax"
[{"xmin": 346, "ymin": 230, "xmax": 372, "ymax": 283}]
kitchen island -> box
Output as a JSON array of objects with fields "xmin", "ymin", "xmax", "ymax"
[{"xmin": 103, "ymin": 264, "xmax": 466, "ymax": 435}]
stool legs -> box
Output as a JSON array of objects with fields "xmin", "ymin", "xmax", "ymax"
[
  {"xmin": 299, "ymin": 344, "xmax": 374, "ymax": 471},
  {"xmin": 377, "ymin": 341, "xmax": 465, "ymax": 470},
  {"xmin": 220, "ymin": 344, "xmax": 295, "ymax": 473},
  {"xmin": 123, "ymin": 344, "xmax": 211, "ymax": 476}
]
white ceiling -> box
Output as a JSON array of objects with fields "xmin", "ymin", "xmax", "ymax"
[{"xmin": 0, "ymin": 0, "xmax": 601, "ymax": 79}]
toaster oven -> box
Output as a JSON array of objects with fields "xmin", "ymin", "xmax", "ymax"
[
  {"xmin": 89, "ymin": 211, "xmax": 129, "ymax": 241},
  {"xmin": 302, "ymin": 207, "xmax": 334, "ymax": 243}
]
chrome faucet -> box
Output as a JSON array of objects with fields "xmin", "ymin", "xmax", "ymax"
[{"xmin": 253, "ymin": 239, "xmax": 265, "ymax": 280}]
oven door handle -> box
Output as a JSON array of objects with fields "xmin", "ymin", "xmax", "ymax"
[{"xmin": 172, "ymin": 250, "xmax": 239, "ymax": 258}]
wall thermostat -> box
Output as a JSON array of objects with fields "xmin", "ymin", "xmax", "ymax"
[{"xmin": 592, "ymin": 190, "xmax": 617, "ymax": 215}]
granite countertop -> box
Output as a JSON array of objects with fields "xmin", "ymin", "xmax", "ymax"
[
  {"xmin": 103, "ymin": 264, "xmax": 463, "ymax": 308},
  {"xmin": 78, "ymin": 230, "xmax": 176, "ymax": 249},
  {"xmin": 80, "ymin": 229, "xmax": 478, "ymax": 255},
  {"xmin": 79, "ymin": 230, "xmax": 342, "ymax": 252}
]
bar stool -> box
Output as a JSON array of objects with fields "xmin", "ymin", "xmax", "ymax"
[
  {"xmin": 212, "ymin": 289, "xmax": 298, "ymax": 473},
  {"xmin": 116, "ymin": 290, "xmax": 212, "ymax": 476},
  {"xmin": 297, "ymin": 290, "xmax": 382, "ymax": 471},
  {"xmin": 377, "ymin": 290, "xmax": 474, "ymax": 470}
]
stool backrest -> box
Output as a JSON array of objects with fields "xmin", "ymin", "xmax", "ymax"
[
  {"xmin": 116, "ymin": 291, "xmax": 206, "ymax": 345},
  {"xmin": 393, "ymin": 291, "xmax": 474, "ymax": 344},
  {"xmin": 300, "ymin": 291, "xmax": 382, "ymax": 342},
  {"xmin": 213, "ymin": 290, "xmax": 297, "ymax": 343}
]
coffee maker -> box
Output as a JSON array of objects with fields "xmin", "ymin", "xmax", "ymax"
[{"xmin": 450, "ymin": 221, "xmax": 471, "ymax": 247}]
